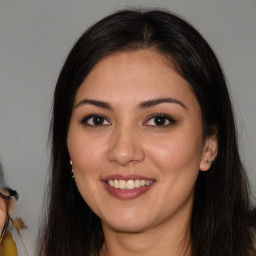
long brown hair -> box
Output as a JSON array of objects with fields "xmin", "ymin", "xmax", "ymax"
[{"xmin": 38, "ymin": 9, "xmax": 256, "ymax": 256}]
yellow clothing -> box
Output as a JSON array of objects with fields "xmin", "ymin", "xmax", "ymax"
[{"xmin": 0, "ymin": 231, "xmax": 18, "ymax": 256}]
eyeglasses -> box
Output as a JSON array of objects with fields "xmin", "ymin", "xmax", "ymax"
[
  {"xmin": 0, "ymin": 189, "xmax": 30, "ymax": 255},
  {"xmin": 0, "ymin": 191, "xmax": 15, "ymax": 244}
]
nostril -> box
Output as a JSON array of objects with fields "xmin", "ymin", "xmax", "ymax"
[{"xmin": 108, "ymin": 126, "xmax": 144, "ymax": 166}]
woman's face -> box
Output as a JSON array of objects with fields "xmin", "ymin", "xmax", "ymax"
[{"xmin": 67, "ymin": 49, "xmax": 216, "ymax": 233}]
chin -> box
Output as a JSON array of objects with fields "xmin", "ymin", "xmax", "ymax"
[
  {"xmin": 105, "ymin": 221, "xmax": 150, "ymax": 234},
  {"xmin": 101, "ymin": 211, "xmax": 154, "ymax": 233}
]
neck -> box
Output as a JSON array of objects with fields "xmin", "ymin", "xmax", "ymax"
[{"xmin": 100, "ymin": 207, "xmax": 192, "ymax": 256}]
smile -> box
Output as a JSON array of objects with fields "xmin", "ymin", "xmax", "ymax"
[
  {"xmin": 107, "ymin": 179, "xmax": 153, "ymax": 190},
  {"xmin": 102, "ymin": 175, "xmax": 155, "ymax": 200}
]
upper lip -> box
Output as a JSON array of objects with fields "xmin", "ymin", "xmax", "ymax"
[{"xmin": 102, "ymin": 174, "xmax": 155, "ymax": 181}]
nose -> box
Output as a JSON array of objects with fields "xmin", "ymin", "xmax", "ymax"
[{"xmin": 107, "ymin": 124, "xmax": 145, "ymax": 166}]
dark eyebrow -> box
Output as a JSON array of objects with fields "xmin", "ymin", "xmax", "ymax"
[
  {"xmin": 75, "ymin": 99, "xmax": 113, "ymax": 109},
  {"xmin": 75, "ymin": 97, "xmax": 187, "ymax": 111},
  {"xmin": 138, "ymin": 97, "xmax": 187, "ymax": 110}
]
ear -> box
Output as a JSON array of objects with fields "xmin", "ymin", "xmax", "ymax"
[{"xmin": 200, "ymin": 130, "xmax": 218, "ymax": 171}]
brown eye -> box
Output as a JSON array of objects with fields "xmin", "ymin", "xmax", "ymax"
[
  {"xmin": 81, "ymin": 115, "xmax": 111, "ymax": 126},
  {"xmin": 153, "ymin": 116, "xmax": 168, "ymax": 126},
  {"xmin": 145, "ymin": 114, "xmax": 176, "ymax": 127},
  {"xmin": 91, "ymin": 116, "xmax": 105, "ymax": 125}
]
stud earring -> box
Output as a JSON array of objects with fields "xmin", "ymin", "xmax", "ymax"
[
  {"xmin": 206, "ymin": 159, "xmax": 212, "ymax": 166},
  {"xmin": 70, "ymin": 160, "xmax": 74, "ymax": 178}
]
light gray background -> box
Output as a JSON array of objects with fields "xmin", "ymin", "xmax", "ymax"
[{"xmin": 0, "ymin": 0, "xmax": 255, "ymax": 254}]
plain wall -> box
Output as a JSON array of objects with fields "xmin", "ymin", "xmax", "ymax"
[{"xmin": 0, "ymin": 0, "xmax": 255, "ymax": 254}]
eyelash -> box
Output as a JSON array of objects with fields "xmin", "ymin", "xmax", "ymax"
[
  {"xmin": 81, "ymin": 113, "xmax": 176, "ymax": 128},
  {"xmin": 144, "ymin": 113, "xmax": 176, "ymax": 128},
  {"xmin": 81, "ymin": 114, "xmax": 111, "ymax": 127}
]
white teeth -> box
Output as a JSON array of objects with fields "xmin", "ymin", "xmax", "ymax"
[
  {"xmin": 107, "ymin": 179, "xmax": 153, "ymax": 190},
  {"xmin": 114, "ymin": 179, "xmax": 119, "ymax": 188},
  {"xmin": 119, "ymin": 180, "xmax": 126, "ymax": 189},
  {"xmin": 127, "ymin": 180, "xmax": 135, "ymax": 189},
  {"xmin": 135, "ymin": 179, "xmax": 140, "ymax": 188},
  {"xmin": 109, "ymin": 180, "xmax": 114, "ymax": 187}
]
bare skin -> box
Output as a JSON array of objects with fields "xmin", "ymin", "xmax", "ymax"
[
  {"xmin": 68, "ymin": 49, "xmax": 218, "ymax": 256},
  {"xmin": 100, "ymin": 198, "xmax": 192, "ymax": 256},
  {"xmin": 0, "ymin": 192, "xmax": 14, "ymax": 231},
  {"xmin": 0, "ymin": 197, "xmax": 6, "ymax": 230}
]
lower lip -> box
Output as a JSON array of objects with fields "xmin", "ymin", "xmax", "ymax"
[{"xmin": 102, "ymin": 182, "xmax": 154, "ymax": 200}]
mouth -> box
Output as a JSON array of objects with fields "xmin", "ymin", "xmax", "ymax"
[
  {"xmin": 102, "ymin": 174, "xmax": 155, "ymax": 200},
  {"xmin": 106, "ymin": 179, "xmax": 153, "ymax": 190}
]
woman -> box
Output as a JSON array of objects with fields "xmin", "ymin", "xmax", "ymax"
[
  {"xmin": 1, "ymin": 8, "xmax": 255, "ymax": 256},
  {"xmin": 0, "ymin": 189, "xmax": 18, "ymax": 255}
]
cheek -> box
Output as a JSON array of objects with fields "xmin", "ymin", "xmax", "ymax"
[
  {"xmin": 67, "ymin": 130, "xmax": 107, "ymax": 210},
  {"xmin": 146, "ymin": 130, "xmax": 203, "ymax": 174},
  {"xmin": 67, "ymin": 130, "xmax": 107, "ymax": 175}
]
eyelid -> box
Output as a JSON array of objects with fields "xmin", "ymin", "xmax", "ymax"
[
  {"xmin": 80, "ymin": 113, "xmax": 176, "ymax": 128},
  {"xmin": 81, "ymin": 114, "xmax": 111, "ymax": 126},
  {"xmin": 144, "ymin": 113, "xmax": 176, "ymax": 127}
]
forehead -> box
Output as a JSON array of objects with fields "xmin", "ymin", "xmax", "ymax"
[{"xmin": 74, "ymin": 49, "xmax": 199, "ymax": 110}]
